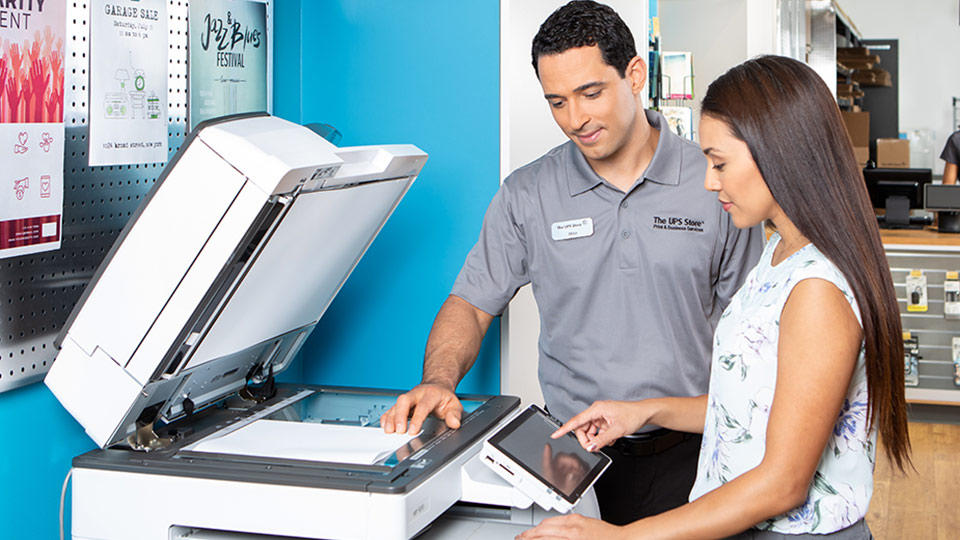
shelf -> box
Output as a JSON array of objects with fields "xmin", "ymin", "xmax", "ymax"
[
  {"xmin": 834, "ymin": 1, "xmax": 863, "ymax": 45},
  {"xmin": 906, "ymin": 387, "xmax": 960, "ymax": 405}
]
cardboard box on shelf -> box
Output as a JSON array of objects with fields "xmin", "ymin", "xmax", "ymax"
[
  {"xmin": 840, "ymin": 57, "xmax": 878, "ymax": 70},
  {"xmin": 837, "ymin": 83, "xmax": 859, "ymax": 94},
  {"xmin": 838, "ymin": 89, "xmax": 865, "ymax": 99},
  {"xmin": 853, "ymin": 146, "xmax": 869, "ymax": 168},
  {"xmin": 875, "ymin": 70, "xmax": 892, "ymax": 86},
  {"xmin": 841, "ymin": 111, "xmax": 870, "ymax": 147},
  {"xmin": 837, "ymin": 52, "xmax": 879, "ymax": 61},
  {"xmin": 877, "ymin": 138, "xmax": 910, "ymax": 168},
  {"xmin": 853, "ymin": 68, "xmax": 891, "ymax": 87},
  {"xmin": 837, "ymin": 47, "xmax": 869, "ymax": 56},
  {"xmin": 852, "ymin": 70, "xmax": 876, "ymax": 84}
]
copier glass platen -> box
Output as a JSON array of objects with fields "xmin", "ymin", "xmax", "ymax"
[{"xmin": 44, "ymin": 114, "xmax": 523, "ymax": 540}]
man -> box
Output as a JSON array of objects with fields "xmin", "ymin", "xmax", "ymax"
[
  {"xmin": 941, "ymin": 130, "xmax": 959, "ymax": 185},
  {"xmin": 381, "ymin": 0, "xmax": 762, "ymax": 524}
]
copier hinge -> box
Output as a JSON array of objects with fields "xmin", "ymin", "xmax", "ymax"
[
  {"xmin": 239, "ymin": 362, "xmax": 277, "ymax": 403},
  {"xmin": 126, "ymin": 422, "xmax": 172, "ymax": 452}
]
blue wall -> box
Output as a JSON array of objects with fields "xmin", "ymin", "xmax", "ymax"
[
  {"xmin": 0, "ymin": 2, "xmax": 500, "ymax": 537},
  {"xmin": 0, "ymin": 384, "xmax": 94, "ymax": 539},
  {"xmin": 281, "ymin": 1, "xmax": 502, "ymax": 394}
]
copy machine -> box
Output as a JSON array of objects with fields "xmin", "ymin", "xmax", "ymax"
[{"xmin": 44, "ymin": 114, "xmax": 565, "ymax": 540}]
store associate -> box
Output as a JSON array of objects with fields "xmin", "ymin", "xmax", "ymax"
[
  {"xmin": 381, "ymin": 0, "xmax": 761, "ymax": 524},
  {"xmin": 941, "ymin": 130, "xmax": 959, "ymax": 185}
]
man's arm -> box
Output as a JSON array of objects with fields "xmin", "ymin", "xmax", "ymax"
[
  {"xmin": 381, "ymin": 295, "xmax": 494, "ymax": 434},
  {"xmin": 383, "ymin": 179, "xmax": 528, "ymax": 434},
  {"xmin": 944, "ymin": 162, "xmax": 958, "ymax": 185}
]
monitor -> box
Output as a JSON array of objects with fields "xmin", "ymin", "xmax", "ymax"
[
  {"xmin": 924, "ymin": 184, "xmax": 960, "ymax": 211},
  {"xmin": 862, "ymin": 168, "xmax": 933, "ymax": 228},
  {"xmin": 924, "ymin": 184, "xmax": 960, "ymax": 233}
]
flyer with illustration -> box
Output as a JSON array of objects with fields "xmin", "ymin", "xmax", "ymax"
[
  {"xmin": 1, "ymin": 0, "xmax": 66, "ymax": 259},
  {"xmin": 188, "ymin": 0, "xmax": 267, "ymax": 131},
  {"xmin": 88, "ymin": 0, "xmax": 168, "ymax": 166}
]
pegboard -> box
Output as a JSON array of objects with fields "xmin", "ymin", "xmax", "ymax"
[
  {"xmin": 0, "ymin": 0, "xmax": 273, "ymax": 394},
  {"xmin": 888, "ymin": 246, "xmax": 960, "ymax": 404}
]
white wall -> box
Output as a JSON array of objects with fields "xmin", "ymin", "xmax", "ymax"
[
  {"xmin": 839, "ymin": 0, "xmax": 960, "ymax": 174},
  {"xmin": 500, "ymin": 0, "xmax": 648, "ymax": 407},
  {"xmin": 659, "ymin": 0, "xmax": 748, "ymax": 137},
  {"xmin": 746, "ymin": 0, "xmax": 779, "ymax": 60}
]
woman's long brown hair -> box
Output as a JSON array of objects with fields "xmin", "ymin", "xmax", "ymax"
[{"xmin": 702, "ymin": 55, "xmax": 911, "ymax": 471}]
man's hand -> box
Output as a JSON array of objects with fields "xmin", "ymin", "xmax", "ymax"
[
  {"xmin": 517, "ymin": 514, "xmax": 626, "ymax": 540},
  {"xmin": 380, "ymin": 383, "xmax": 463, "ymax": 434},
  {"xmin": 552, "ymin": 400, "xmax": 650, "ymax": 452}
]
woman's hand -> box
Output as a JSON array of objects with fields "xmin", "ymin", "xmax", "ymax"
[
  {"xmin": 517, "ymin": 514, "xmax": 627, "ymax": 540},
  {"xmin": 552, "ymin": 400, "xmax": 653, "ymax": 452}
]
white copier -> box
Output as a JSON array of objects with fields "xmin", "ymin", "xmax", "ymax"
[{"xmin": 45, "ymin": 114, "xmax": 592, "ymax": 540}]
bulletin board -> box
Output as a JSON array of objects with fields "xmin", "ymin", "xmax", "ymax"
[{"xmin": 0, "ymin": 0, "xmax": 273, "ymax": 394}]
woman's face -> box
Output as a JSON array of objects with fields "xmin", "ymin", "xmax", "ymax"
[{"xmin": 699, "ymin": 115, "xmax": 780, "ymax": 229}]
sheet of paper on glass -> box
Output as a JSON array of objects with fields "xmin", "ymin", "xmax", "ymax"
[
  {"xmin": 0, "ymin": 1, "xmax": 66, "ymax": 259},
  {"xmin": 188, "ymin": 0, "xmax": 267, "ymax": 131},
  {"xmin": 88, "ymin": 0, "xmax": 169, "ymax": 166},
  {"xmin": 190, "ymin": 420, "xmax": 420, "ymax": 465}
]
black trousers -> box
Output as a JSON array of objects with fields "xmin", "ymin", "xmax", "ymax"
[{"xmin": 593, "ymin": 433, "xmax": 702, "ymax": 525}]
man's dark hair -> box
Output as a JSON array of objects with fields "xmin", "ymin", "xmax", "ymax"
[{"xmin": 531, "ymin": 0, "xmax": 637, "ymax": 79}]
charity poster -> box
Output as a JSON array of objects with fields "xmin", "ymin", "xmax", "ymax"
[
  {"xmin": 188, "ymin": 0, "xmax": 267, "ymax": 131},
  {"xmin": 1, "ymin": 0, "xmax": 66, "ymax": 259},
  {"xmin": 88, "ymin": 0, "xmax": 168, "ymax": 166}
]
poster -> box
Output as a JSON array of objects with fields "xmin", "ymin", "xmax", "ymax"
[
  {"xmin": 88, "ymin": 0, "xmax": 168, "ymax": 166},
  {"xmin": 661, "ymin": 51, "xmax": 693, "ymax": 100},
  {"xmin": 661, "ymin": 106, "xmax": 694, "ymax": 141},
  {"xmin": 1, "ymin": 0, "xmax": 66, "ymax": 259},
  {"xmin": 188, "ymin": 0, "xmax": 267, "ymax": 131}
]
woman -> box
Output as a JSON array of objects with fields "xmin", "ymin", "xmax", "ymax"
[{"xmin": 519, "ymin": 55, "xmax": 910, "ymax": 539}]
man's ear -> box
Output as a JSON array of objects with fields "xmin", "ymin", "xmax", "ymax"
[{"xmin": 626, "ymin": 55, "xmax": 647, "ymax": 95}]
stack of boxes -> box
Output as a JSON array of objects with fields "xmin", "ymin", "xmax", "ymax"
[
  {"xmin": 837, "ymin": 82, "xmax": 864, "ymax": 111},
  {"xmin": 842, "ymin": 111, "xmax": 870, "ymax": 168},
  {"xmin": 838, "ymin": 47, "xmax": 892, "ymax": 88},
  {"xmin": 838, "ymin": 47, "xmax": 907, "ymax": 169},
  {"xmin": 841, "ymin": 110, "xmax": 910, "ymax": 168}
]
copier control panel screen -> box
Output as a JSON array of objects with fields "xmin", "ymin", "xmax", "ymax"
[{"xmin": 488, "ymin": 405, "xmax": 609, "ymax": 501}]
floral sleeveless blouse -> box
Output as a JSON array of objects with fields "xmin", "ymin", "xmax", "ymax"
[{"xmin": 688, "ymin": 232, "xmax": 876, "ymax": 534}]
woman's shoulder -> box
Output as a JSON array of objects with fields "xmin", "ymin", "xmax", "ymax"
[
  {"xmin": 784, "ymin": 245, "xmax": 861, "ymax": 325},
  {"xmin": 789, "ymin": 246, "xmax": 850, "ymax": 289}
]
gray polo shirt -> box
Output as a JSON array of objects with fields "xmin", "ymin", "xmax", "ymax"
[
  {"xmin": 941, "ymin": 131, "xmax": 960, "ymax": 164},
  {"xmin": 452, "ymin": 110, "xmax": 763, "ymax": 424}
]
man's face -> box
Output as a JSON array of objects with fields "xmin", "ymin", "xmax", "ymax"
[{"xmin": 537, "ymin": 46, "xmax": 642, "ymax": 162}]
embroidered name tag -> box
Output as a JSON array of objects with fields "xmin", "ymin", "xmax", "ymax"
[{"xmin": 551, "ymin": 217, "xmax": 594, "ymax": 240}]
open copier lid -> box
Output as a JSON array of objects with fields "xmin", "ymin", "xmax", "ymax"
[{"xmin": 46, "ymin": 113, "xmax": 428, "ymax": 449}]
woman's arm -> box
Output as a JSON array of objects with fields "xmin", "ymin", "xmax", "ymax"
[
  {"xmin": 646, "ymin": 395, "xmax": 709, "ymax": 434},
  {"xmin": 522, "ymin": 278, "xmax": 863, "ymax": 540},
  {"xmin": 552, "ymin": 395, "xmax": 708, "ymax": 452}
]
